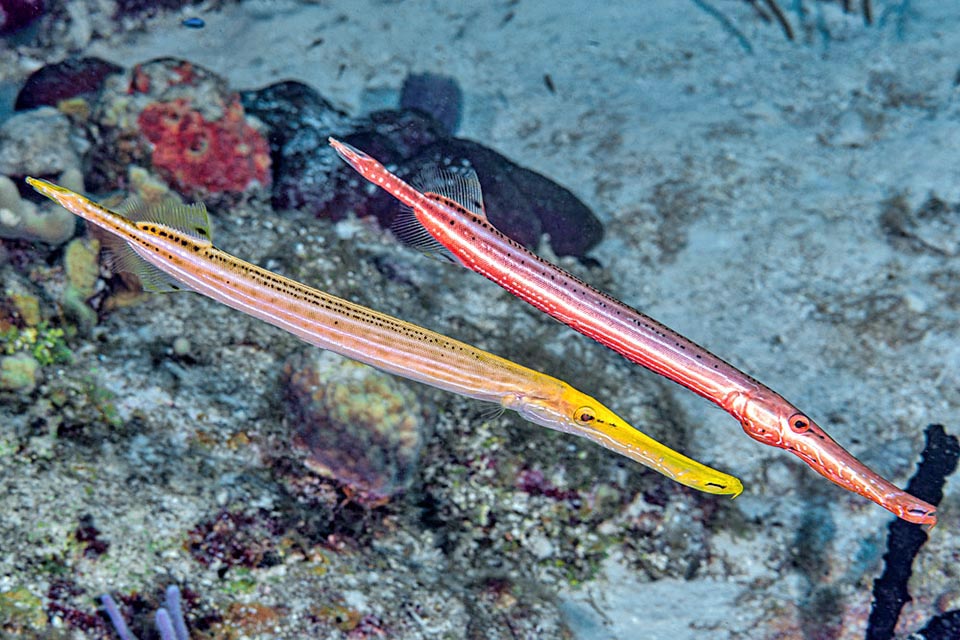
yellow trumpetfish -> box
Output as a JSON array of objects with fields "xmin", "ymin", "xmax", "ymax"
[{"xmin": 27, "ymin": 177, "xmax": 742, "ymax": 497}]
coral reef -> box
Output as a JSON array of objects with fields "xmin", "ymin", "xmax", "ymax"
[
  {"xmin": 137, "ymin": 96, "xmax": 270, "ymax": 198},
  {"xmin": 0, "ymin": 304, "xmax": 71, "ymax": 392},
  {"xmin": 282, "ymin": 349, "xmax": 427, "ymax": 503},
  {"xmin": 0, "ymin": 351, "xmax": 38, "ymax": 391},
  {"xmin": 85, "ymin": 57, "xmax": 270, "ymax": 200},
  {"xmin": 0, "ymin": 587, "xmax": 46, "ymax": 634},
  {"xmin": 0, "ymin": 110, "xmax": 82, "ymax": 245},
  {"xmin": 0, "ymin": 260, "xmax": 73, "ymax": 392},
  {"xmin": 0, "ymin": 107, "xmax": 81, "ymax": 178},
  {"xmin": 60, "ymin": 235, "xmax": 100, "ymax": 330}
]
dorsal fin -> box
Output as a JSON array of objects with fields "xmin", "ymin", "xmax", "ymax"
[
  {"xmin": 389, "ymin": 163, "xmax": 488, "ymax": 263},
  {"xmin": 413, "ymin": 165, "xmax": 486, "ymax": 218},
  {"xmin": 101, "ymin": 198, "xmax": 214, "ymax": 293},
  {"xmin": 117, "ymin": 198, "xmax": 214, "ymax": 244}
]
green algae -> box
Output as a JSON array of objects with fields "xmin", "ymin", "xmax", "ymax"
[
  {"xmin": 223, "ymin": 568, "xmax": 258, "ymax": 596},
  {"xmin": 0, "ymin": 587, "xmax": 47, "ymax": 633},
  {"xmin": 0, "ymin": 322, "xmax": 72, "ymax": 367},
  {"xmin": 61, "ymin": 237, "xmax": 101, "ymax": 331},
  {"xmin": 0, "ymin": 353, "xmax": 39, "ymax": 392},
  {"xmin": 8, "ymin": 293, "xmax": 40, "ymax": 328}
]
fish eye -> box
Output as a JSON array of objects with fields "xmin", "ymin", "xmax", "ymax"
[
  {"xmin": 574, "ymin": 407, "xmax": 596, "ymax": 424},
  {"xmin": 789, "ymin": 413, "xmax": 811, "ymax": 433}
]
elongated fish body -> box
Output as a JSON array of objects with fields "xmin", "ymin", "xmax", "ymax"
[
  {"xmin": 27, "ymin": 177, "xmax": 743, "ymax": 498},
  {"xmin": 328, "ymin": 139, "xmax": 937, "ymax": 526}
]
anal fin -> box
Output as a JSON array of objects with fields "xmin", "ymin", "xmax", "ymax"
[
  {"xmin": 99, "ymin": 232, "xmax": 192, "ymax": 292},
  {"xmin": 390, "ymin": 205, "xmax": 458, "ymax": 263}
]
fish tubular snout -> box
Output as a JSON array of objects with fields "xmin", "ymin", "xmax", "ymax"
[{"xmin": 736, "ymin": 391, "xmax": 938, "ymax": 525}]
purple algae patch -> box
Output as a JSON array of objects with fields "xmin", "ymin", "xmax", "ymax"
[
  {"xmin": 73, "ymin": 513, "xmax": 110, "ymax": 559},
  {"xmin": 186, "ymin": 508, "xmax": 283, "ymax": 572}
]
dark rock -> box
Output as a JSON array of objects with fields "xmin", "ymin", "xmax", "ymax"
[
  {"xmin": 351, "ymin": 108, "xmax": 447, "ymax": 159},
  {"xmin": 330, "ymin": 109, "xmax": 603, "ymax": 257},
  {"xmin": 400, "ymin": 72, "xmax": 463, "ymax": 135},
  {"xmin": 14, "ymin": 57, "xmax": 122, "ymax": 111},
  {"xmin": 244, "ymin": 84, "xmax": 603, "ymax": 258},
  {"xmin": 918, "ymin": 610, "xmax": 960, "ymax": 640},
  {"xmin": 240, "ymin": 80, "xmax": 352, "ymax": 214},
  {"xmin": 0, "ymin": 0, "xmax": 44, "ymax": 35},
  {"xmin": 322, "ymin": 109, "xmax": 448, "ymax": 225},
  {"xmin": 404, "ymin": 137, "xmax": 604, "ymax": 257}
]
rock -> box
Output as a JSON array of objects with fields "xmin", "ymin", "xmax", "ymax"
[
  {"xmin": 243, "ymin": 79, "xmax": 604, "ymax": 258},
  {"xmin": 400, "ymin": 72, "xmax": 463, "ymax": 135},
  {"xmin": 239, "ymin": 80, "xmax": 351, "ymax": 214},
  {"xmin": 0, "ymin": 107, "xmax": 81, "ymax": 178},
  {"xmin": 0, "ymin": 0, "xmax": 45, "ymax": 35},
  {"xmin": 85, "ymin": 57, "xmax": 270, "ymax": 201},
  {"xmin": 406, "ymin": 136, "xmax": 604, "ymax": 257},
  {"xmin": 0, "ymin": 352, "xmax": 39, "ymax": 392},
  {"xmin": 14, "ymin": 57, "xmax": 122, "ymax": 111}
]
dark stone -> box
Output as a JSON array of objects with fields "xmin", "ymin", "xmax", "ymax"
[
  {"xmin": 400, "ymin": 72, "xmax": 463, "ymax": 135},
  {"xmin": 0, "ymin": 0, "xmax": 45, "ymax": 35},
  {"xmin": 14, "ymin": 57, "xmax": 122, "ymax": 111},
  {"xmin": 350, "ymin": 108, "xmax": 448, "ymax": 158},
  {"xmin": 322, "ymin": 109, "xmax": 448, "ymax": 225},
  {"xmin": 243, "ymin": 84, "xmax": 603, "ymax": 258},
  {"xmin": 240, "ymin": 80, "xmax": 352, "ymax": 214},
  {"xmin": 918, "ymin": 610, "xmax": 960, "ymax": 640},
  {"xmin": 404, "ymin": 136, "xmax": 604, "ymax": 257}
]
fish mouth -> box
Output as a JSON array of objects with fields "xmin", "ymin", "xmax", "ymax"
[
  {"xmin": 737, "ymin": 396, "xmax": 936, "ymax": 525},
  {"xmin": 785, "ymin": 432, "xmax": 936, "ymax": 526}
]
